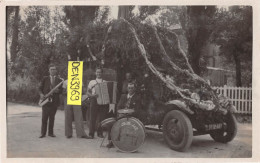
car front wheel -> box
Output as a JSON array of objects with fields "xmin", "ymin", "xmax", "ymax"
[{"xmin": 210, "ymin": 112, "xmax": 237, "ymax": 143}]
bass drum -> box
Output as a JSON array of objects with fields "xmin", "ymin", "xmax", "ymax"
[
  {"xmin": 110, "ymin": 117, "xmax": 146, "ymax": 153},
  {"xmin": 101, "ymin": 117, "xmax": 116, "ymax": 130}
]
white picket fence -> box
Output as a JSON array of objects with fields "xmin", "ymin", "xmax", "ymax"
[{"xmin": 214, "ymin": 85, "xmax": 252, "ymax": 114}]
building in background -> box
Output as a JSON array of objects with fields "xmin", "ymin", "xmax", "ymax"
[
  {"xmin": 171, "ymin": 27, "xmax": 236, "ymax": 87},
  {"xmin": 202, "ymin": 43, "xmax": 236, "ymax": 87}
]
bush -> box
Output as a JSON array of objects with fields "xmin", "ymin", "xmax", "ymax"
[
  {"xmin": 235, "ymin": 114, "xmax": 252, "ymax": 123},
  {"xmin": 7, "ymin": 75, "xmax": 39, "ymax": 104}
]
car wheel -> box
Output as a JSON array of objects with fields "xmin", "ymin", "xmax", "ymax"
[
  {"xmin": 163, "ymin": 110, "xmax": 193, "ymax": 152},
  {"xmin": 210, "ymin": 112, "xmax": 237, "ymax": 143}
]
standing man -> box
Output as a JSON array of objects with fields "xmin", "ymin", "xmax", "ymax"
[
  {"xmin": 62, "ymin": 80, "xmax": 91, "ymax": 139},
  {"xmin": 39, "ymin": 64, "xmax": 63, "ymax": 138},
  {"xmin": 121, "ymin": 72, "xmax": 134, "ymax": 94},
  {"xmin": 87, "ymin": 67, "xmax": 109, "ymax": 139}
]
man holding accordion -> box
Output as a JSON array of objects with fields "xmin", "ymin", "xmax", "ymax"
[
  {"xmin": 87, "ymin": 67, "xmax": 112, "ymax": 139},
  {"xmin": 38, "ymin": 64, "xmax": 63, "ymax": 138},
  {"xmin": 87, "ymin": 68, "xmax": 117, "ymax": 138}
]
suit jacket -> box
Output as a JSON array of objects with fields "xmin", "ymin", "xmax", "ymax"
[
  {"xmin": 116, "ymin": 93, "xmax": 146, "ymax": 118},
  {"xmin": 39, "ymin": 76, "xmax": 63, "ymax": 106},
  {"xmin": 121, "ymin": 81, "xmax": 129, "ymax": 94}
]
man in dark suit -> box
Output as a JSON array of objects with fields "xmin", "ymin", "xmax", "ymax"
[
  {"xmin": 117, "ymin": 82, "xmax": 143, "ymax": 115},
  {"xmin": 106, "ymin": 82, "xmax": 146, "ymax": 148},
  {"xmin": 39, "ymin": 64, "xmax": 63, "ymax": 138}
]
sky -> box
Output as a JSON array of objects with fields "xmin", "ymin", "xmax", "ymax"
[
  {"xmin": 110, "ymin": 6, "xmax": 119, "ymax": 19},
  {"xmin": 107, "ymin": 6, "xmax": 140, "ymax": 20}
]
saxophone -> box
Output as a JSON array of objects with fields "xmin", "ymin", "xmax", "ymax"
[{"xmin": 38, "ymin": 78, "xmax": 64, "ymax": 107}]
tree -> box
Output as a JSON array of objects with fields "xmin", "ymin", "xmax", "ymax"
[
  {"xmin": 63, "ymin": 6, "xmax": 100, "ymax": 61},
  {"xmin": 63, "ymin": 6, "xmax": 99, "ymax": 28},
  {"xmin": 138, "ymin": 6, "xmax": 216, "ymax": 76},
  {"xmin": 118, "ymin": 6, "xmax": 130, "ymax": 19},
  {"xmin": 95, "ymin": 6, "xmax": 111, "ymax": 23},
  {"xmin": 211, "ymin": 6, "xmax": 252, "ymax": 86},
  {"xmin": 138, "ymin": 6, "xmax": 160, "ymax": 21},
  {"xmin": 7, "ymin": 6, "xmax": 20, "ymax": 62},
  {"xmin": 14, "ymin": 6, "xmax": 55, "ymax": 80},
  {"xmin": 155, "ymin": 6, "xmax": 182, "ymax": 28},
  {"xmin": 7, "ymin": 6, "xmax": 67, "ymax": 103},
  {"xmin": 181, "ymin": 6, "xmax": 217, "ymax": 75}
]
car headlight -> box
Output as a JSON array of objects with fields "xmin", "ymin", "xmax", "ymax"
[{"xmin": 191, "ymin": 93, "xmax": 200, "ymax": 101}]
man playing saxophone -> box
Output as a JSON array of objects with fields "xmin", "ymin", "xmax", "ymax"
[{"xmin": 38, "ymin": 64, "xmax": 63, "ymax": 138}]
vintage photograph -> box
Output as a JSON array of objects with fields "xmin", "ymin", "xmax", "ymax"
[{"xmin": 6, "ymin": 5, "xmax": 252, "ymax": 158}]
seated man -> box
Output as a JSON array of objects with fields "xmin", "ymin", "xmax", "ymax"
[
  {"xmin": 106, "ymin": 82, "xmax": 146, "ymax": 148},
  {"xmin": 117, "ymin": 82, "xmax": 146, "ymax": 118}
]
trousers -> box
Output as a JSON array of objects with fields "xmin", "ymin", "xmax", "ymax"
[
  {"xmin": 41, "ymin": 103, "xmax": 58, "ymax": 135},
  {"xmin": 64, "ymin": 99, "xmax": 87, "ymax": 137},
  {"xmin": 89, "ymin": 97, "xmax": 109, "ymax": 136}
]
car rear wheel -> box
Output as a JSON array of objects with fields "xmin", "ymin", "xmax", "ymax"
[{"xmin": 163, "ymin": 110, "xmax": 193, "ymax": 152}]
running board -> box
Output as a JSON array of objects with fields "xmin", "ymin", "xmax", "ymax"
[{"xmin": 145, "ymin": 127, "xmax": 162, "ymax": 132}]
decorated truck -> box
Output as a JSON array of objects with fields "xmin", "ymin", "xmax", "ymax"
[{"xmin": 78, "ymin": 18, "xmax": 237, "ymax": 152}]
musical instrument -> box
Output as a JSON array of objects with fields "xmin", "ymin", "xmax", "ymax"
[
  {"xmin": 95, "ymin": 81, "xmax": 117, "ymax": 105},
  {"xmin": 117, "ymin": 108, "xmax": 135, "ymax": 117},
  {"xmin": 38, "ymin": 79, "xmax": 64, "ymax": 107},
  {"xmin": 100, "ymin": 117, "xmax": 116, "ymax": 130},
  {"xmin": 110, "ymin": 117, "xmax": 146, "ymax": 153}
]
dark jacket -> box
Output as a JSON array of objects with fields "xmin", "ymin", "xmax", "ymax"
[
  {"xmin": 121, "ymin": 81, "xmax": 129, "ymax": 94},
  {"xmin": 39, "ymin": 76, "xmax": 63, "ymax": 106},
  {"xmin": 116, "ymin": 93, "xmax": 146, "ymax": 119}
]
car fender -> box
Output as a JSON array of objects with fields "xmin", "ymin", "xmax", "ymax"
[
  {"xmin": 227, "ymin": 104, "xmax": 237, "ymax": 114},
  {"xmin": 166, "ymin": 100, "xmax": 194, "ymax": 115}
]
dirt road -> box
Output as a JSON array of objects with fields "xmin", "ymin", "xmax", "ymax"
[{"xmin": 6, "ymin": 102, "xmax": 252, "ymax": 158}]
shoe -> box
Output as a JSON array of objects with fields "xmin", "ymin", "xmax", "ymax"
[
  {"xmin": 48, "ymin": 134, "xmax": 56, "ymax": 137},
  {"xmin": 39, "ymin": 135, "xmax": 45, "ymax": 138},
  {"xmin": 81, "ymin": 135, "xmax": 92, "ymax": 139},
  {"xmin": 106, "ymin": 141, "xmax": 114, "ymax": 148},
  {"xmin": 97, "ymin": 133, "xmax": 104, "ymax": 138},
  {"xmin": 67, "ymin": 136, "xmax": 72, "ymax": 139}
]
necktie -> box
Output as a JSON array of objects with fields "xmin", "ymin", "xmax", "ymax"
[
  {"xmin": 126, "ymin": 96, "xmax": 131, "ymax": 109},
  {"xmin": 51, "ymin": 76, "xmax": 54, "ymax": 87}
]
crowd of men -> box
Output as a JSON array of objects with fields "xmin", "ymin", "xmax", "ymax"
[{"xmin": 38, "ymin": 64, "xmax": 139, "ymax": 148}]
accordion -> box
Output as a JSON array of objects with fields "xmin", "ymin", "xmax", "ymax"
[{"xmin": 95, "ymin": 81, "xmax": 117, "ymax": 105}]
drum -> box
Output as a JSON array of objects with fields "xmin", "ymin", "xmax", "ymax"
[
  {"xmin": 117, "ymin": 108, "xmax": 135, "ymax": 117},
  {"xmin": 100, "ymin": 117, "xmax": 116, "ymax": 130},
  {"xmin": 110, "ymin": 117, "xmax": 146, "ymax": 153}
]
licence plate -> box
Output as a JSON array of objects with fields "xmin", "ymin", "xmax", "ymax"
[{"xmin": 205, "ymin": 123, "xmax": 223, "ymax": 131}]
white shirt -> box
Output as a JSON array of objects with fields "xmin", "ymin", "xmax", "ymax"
[
  {"xmin": 88, "ymin": 78, "xmax": 106, "ymax": 95},
  {"xmin": 62, "ymin": 79, "xmax": 68, "ymax": 89},
  {"xmin": 127, "ymin": 93, "xmax": 135, "ymax": 99},
  {"xmin": 50, "ymin": 75, "xmax": 56, "ymax": 85}
]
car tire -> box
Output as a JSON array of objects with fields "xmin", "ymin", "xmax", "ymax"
[
  {"xmin": 210, "ymin": 112, "xmax": 237, "ymax": 143},
  {"xmin": 163, "ymin": 110, "xmax": 193, "ymax": 152}
]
